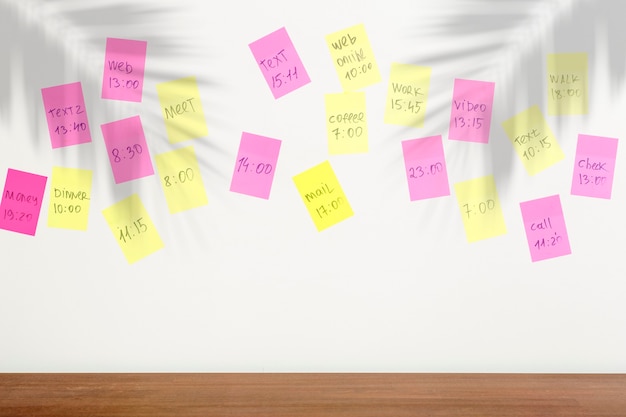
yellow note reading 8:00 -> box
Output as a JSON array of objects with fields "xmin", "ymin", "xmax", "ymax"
[{"xmin": 155, "ymin": 146, "xmax": 208, "ymax": 214}]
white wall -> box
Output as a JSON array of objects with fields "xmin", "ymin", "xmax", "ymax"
[{"xmin": 1, "ymin": 0, "xmax": 625, "ymax": 372}]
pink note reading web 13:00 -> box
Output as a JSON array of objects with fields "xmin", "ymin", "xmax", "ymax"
[
  {"xmin": 249, "ymin": 27, "xmax": 311, "ymax": 99},
  {"xmin": 41, "ymin": 81, "xmax": 92, "ymax": 149},
  {"xmin": 0, "ymin": 168, "xmax": 47, "ymax": 236},
  {"xmin": 101, "ymin": 37, "xmax": 147, "ymax": 102}
]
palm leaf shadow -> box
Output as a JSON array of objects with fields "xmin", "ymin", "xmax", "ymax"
[{"xmin": 392, "ymin": 0, "xmax": 625, "ymax": 204}]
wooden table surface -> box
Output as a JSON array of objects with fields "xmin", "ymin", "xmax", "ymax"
[{"xmin": 1, "ymin": 373, "xmax": 625, "ymax": 416}]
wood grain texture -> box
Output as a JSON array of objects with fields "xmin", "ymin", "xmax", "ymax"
[{"xmin": 1, "ymin": 374, "xmax": 625, "ymax": 417}]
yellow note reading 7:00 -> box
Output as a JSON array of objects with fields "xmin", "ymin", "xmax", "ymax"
[
  {"xmin": 454, "ymin": 175, "xmax": 507, "ymax": 243},
  {"xmin": 47, "ymin": 166, "xmax": 93, "ymax": 231},
  {"xmin": 155, "ymin": 146, "xmax": 208, "ymax": 214},
  {"xmin": 102, "ymin": 194, "xmax": 164, "ymax": 264},
  {"xmin": 293, "ymin": 160, "xmax": 353, "ymax": 232},
  {"xmin": 501, "ymin": 105, "xmax": 564, "ymax": 176},
  {"xmin": 156, "ymin": 76, "xmax": 208, "ymax": 144}
]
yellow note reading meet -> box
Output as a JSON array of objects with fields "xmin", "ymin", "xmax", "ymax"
[
  {"xmin": 293, "ymin": 161, "xmax": 353, "ymax": 231},
  {"xmin": 501, "ymin": 105, "xmax": 564, "ymax": 176},
  {"xmin": 102, "ymin": 194, "xmax": 164, "ymax": 264},
  {"xmin": 384, "ymin": 63, "xmax": 431, "ymax": 128},
  {"xmin": 547, "ymin": 53, "xmax": 588, "ymax": 115},
  {"xmin": 325, "ymin": 92, "xmax": 368, "ymax": 154},
  {"xmin": 454, "ymin": 175, "xmax": 507, "ymax": 243},
  {"xmin": 156, "ymin": 76, "xmax": 208, "ymax": 143},
  {"xmin": 325, "ymin": 23, "xmax": 381, "ymax": 91},
  {"xmin": 47, "ymin": 166, "xmax": 92, "ymax": 231},
  {"xmin": 155, "ymin": 146, "xmax": 208, "ymax": 214}
]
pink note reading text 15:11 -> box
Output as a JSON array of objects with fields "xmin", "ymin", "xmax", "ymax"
[
  {"xmin": 101, "ymin": 37, "xmax": 147, "ymax": 102},
  {"xmin": 249, "ymin": 27, "xmax": 311, "ymax": 99}
]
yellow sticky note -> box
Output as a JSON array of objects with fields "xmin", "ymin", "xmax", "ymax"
[
  {"xmin": 156, "ymin": 76, "xmax": 208, "ymax": 143},
  {"xmin": 293, "ymin": 161, "xmax": 353, "ymax": 231},
  {"xmin": 325, "ymin": 23, "xmax": 381, "ymax": 91},
  {"xmin": 325, "ymin": 92, "xmax": 368, "ymax": 154},
  {"xmin": 47, "ymin": 167, "xmax": 92, "ymax": 231},
  {"xmin": 547, "ymin": 53, "xmax": 588, "ymax": 115},
  {"xmin": 454, "ymin": 175, "xmax": 507, "ymax": 243},
  {"xmin": 155, "ymin": 146, "xmax": 208, "ymax": 214},
  {"xmin": 384, "ymin": 63, "xmax": 431, "ymax": 128},
  {"xmin": 102, "ymin": 194, "xmax": 164, "ymax": 264},
  {"xmin": 502, "ymin": 105, "xmax": 564, "ymax": 176}
]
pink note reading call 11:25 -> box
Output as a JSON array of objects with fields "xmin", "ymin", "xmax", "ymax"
[{"xmin": 520, "ymin": 194, "xmax": 571, "ymax": 262}]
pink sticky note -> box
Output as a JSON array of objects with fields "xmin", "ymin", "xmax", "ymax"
[
  {"xmin": 0, "ymin": 169, "xmax": 47, "ymax": 236},
  {"xmin": 41, "ymin": 82, "xmax": 91, "ymax": 149},
  {"xmin": 101, "ymin": 116, "xmax": 154, "ymax": 184},
  {"xmin": 402, "ymin": 135, "xmax": 450, "ymax": 201},
  {"xmin": 520, "ymin": 194, "xmax": 571, "ymax": 262},
  {"xmin": 571, "ymin": 134, "xmax": 618, "ymax": 199},
  {"xmin": 101, "ymin": 37, "xmax": 147, "ymax": 102},
  {"xmin": 230, "ymin": 132, "xmax": 282, "ymax": 199},
  {"xmin": 448, "ymin": 78, "xmax": 495, "ymax": 143},
  {"xmin": 249, "ymin": 27, "xmax": 311, "ymax": 99}
]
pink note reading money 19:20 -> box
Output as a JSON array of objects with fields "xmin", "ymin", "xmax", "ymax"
[
  {"xmin": 249, "ymin": 27, "xmax": 311, "ymax": 99},
  {"xmin": 101, "ymin": 37, "xmax": 147, "ymax": 102},
  {"xmin": 41, "ymin": 81, "xmax": 91, "ymax": 149},
  {"xmin": 0, "ymin": 168, "xmax": 47, "ymax": 236}
]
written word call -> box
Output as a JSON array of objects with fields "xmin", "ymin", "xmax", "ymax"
[{"xmin": 529, "ymin": 216, "xmax": 564, "ymax": 251}]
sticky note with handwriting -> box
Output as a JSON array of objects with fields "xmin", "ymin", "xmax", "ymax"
[
  {"xmin": 571, "ymin": 134, "xmax": 618, "ymax": 199},
  {"xmin": 547, "ymin": 53, "xmax": 588, "ymax": 115},
  {"xmin": 101, "ymin": 37, "xmax": 147, "ymax": 102},
  {"xmin": 448, "ymin": 78, "xmax": 495, "ymax": 143},
  {"xmin": 249, "ymin": 27, "xmax": 311, "ymax": 99},
  {"xmin": 102, "ymin": 194, "xmax": 164, "ymax": 264},
  {"xmin": 101, "ymin": 115, "xmax": 154, "ymax": 184},
  {"xmin": 454, "ymin": 175, "xmax": 506, "ymax": 243},
  {"xmin": 47, "ymin": 167, "xmax": 92, "ymax": 231},
  {"xmin": 520, "ymin": 194, "xmax": 571, "ymax": 262},
  {"xmin": 325, "ymin": 23, "xmax": 381, "ymax": 91},
  {"xmin": 155, "ymin": 146, "xmax": 208, "ymax": 213},
  {"xmin": 293, "ymin": 161, "xmax": 353, "ymax": 232},
  {"xmin": 41, "ymin": 82, "xmax": 91, "ymax": 149},
  {"xmin": 0, "ymin": 168, "xmax": 47, "ymax": 236},
  {"xmin": 501, "ymin": 105, "xmax": 564, "ymax": 176},
  {"xmin": 402, "ymin": 135, "xmax": 450, "ymax": 201},
  {"xmin": 384, "ymin": 63, "xmax": 431, "ymax": 128},
  {"xmin": 156, "ymin": 76, "xmax": 208, "ymax": 144},
  {"xmin": 230, "ymin": 132, "xmax": 281, "ymax": 199},
  {"xmin": 325, "ymin": 92, "xmax": 368, "ymax": 154}
]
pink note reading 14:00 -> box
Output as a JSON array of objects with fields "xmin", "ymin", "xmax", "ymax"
[
  {"xmin": 249, "ymin": 27, "xmax": 311, "ymax": 99},
  {"xmin": 401, "ymin": 135, "xmax": 450, "ymax": 201},
  {"xmin": 0, "ymin": 168, "xmax": 47, "ymax": 236},
  {"xmin": 230, "ymin": 132, "xmax": 281, "ymax": 199},
  {"xmin": 41, "ymin": 81, "xmax": 91, "ymax": 149},
  {"xmin": 520, "ymin": 194, "xmax": 571, "ymax": 262},
  {"xmin": 449, "ymin": 78, "xmax": 495, "ymax": 144},
  {"xmin": 101, "ymin": 37, "xmax": 147, "ymax": 102},
  {"xmin": 571, "ymin": 134, "xmax": 618, "ymax": 199},
  {"xmin": 101, "ymin": 116, "xmax": 154, "ymax": 184}
]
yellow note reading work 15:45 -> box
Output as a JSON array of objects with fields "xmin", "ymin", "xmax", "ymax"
[
  {"xmin": 156, "ymin": 76, "xmax": 208, "ymax": 144},
  {"xmin": 293, "ymin": 160, "xmax": 353, "ymax": 232},
  {"xmin": 501, "ymin": 105, "xmax": 564, "ymax": 176},
  {"xmin": 384, "ymin": 63, "xmax": 431, "ymax": 128},
  {"xmin": 102, "ymin": 194, "xmax": 164, "ymax": 264},
  {"xmin": 454, "ymin": 175, "xmax": 507, "ymax": 243},
  {"xmin": 155, "ymin": 146, "xmax": 208, "ymax": 214},
  {"xmin": 47, "ymin": 166, "xmax": 92, "ymax": 231}
]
